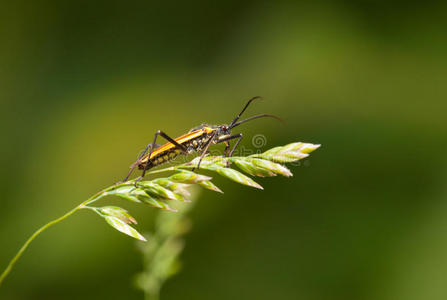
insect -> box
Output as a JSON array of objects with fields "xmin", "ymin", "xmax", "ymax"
[{"xmin": 120, "ymin": 96, "xmax": 281, "ymax": 185}]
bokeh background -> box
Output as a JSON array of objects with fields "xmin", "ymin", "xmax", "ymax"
[{"xmin": 1, "ymin": 0, "xmax": 447, "ymax": 299}]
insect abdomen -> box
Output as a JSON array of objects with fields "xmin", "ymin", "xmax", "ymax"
[
  {"xmin": 139, "ymin": 149, "xmax": 181, "ymax": 169},
  {"xmin": 185, "ymin": 134, "xmax": 209, "ymax": 151},
  {"xmin": 137, "ymin": 132, "xmax": 212, "ymax": 170}
]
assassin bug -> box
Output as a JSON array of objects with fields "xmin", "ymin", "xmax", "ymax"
[{"xmin": 119, "ymin": 96, "xmax": 281, "ymax": 185}]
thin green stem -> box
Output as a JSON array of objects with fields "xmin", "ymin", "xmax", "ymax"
[
  {"xmin": 0, "ymin": 183, "xmax": 124, "ymax": 286},
  {"xmin": 0, "ymin": 205, "xmax": 81, "ymax": 286},
  {"xmin": 0, "ymin": 166, "xmax": 200, "ymax": 286}
]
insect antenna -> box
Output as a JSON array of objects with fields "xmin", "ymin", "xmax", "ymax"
[
  {"xmin": 229, "ymin": 114, "xmax": 283, "ymax": 129},
  {"xmin": 228, "ymin": 96, "xmax": 263, "ymax": 128}
]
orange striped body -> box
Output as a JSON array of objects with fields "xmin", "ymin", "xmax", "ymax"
[{"xmin": 137, "ymin": 126, "xmax": 216, "ymax": 169}]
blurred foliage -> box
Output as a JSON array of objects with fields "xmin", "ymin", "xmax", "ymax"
[
  {"xmin": 135, "ymin": 197, "xmax": 196, "ymax": 300},
  {"xmin": 0, "ymin": 0, "xmax": 446, "ymax": 299}
]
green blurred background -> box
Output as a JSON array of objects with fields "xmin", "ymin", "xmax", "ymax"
[{"xmin": 1, "ymin": 0, "xmax": 447, "ymax": 299}]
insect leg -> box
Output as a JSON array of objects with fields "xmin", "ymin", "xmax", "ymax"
[
  {"xmin": 138, "ymin": 143, "xmax": 161, "ymax": 160},
  {"xmin": 116, "ymin": 143, "xmax": 161, "ymax": 184},
  {"xmin": 223, "ymin": 141, "xmax": 230, "ymax": 157},
  {"xmin": 217, "ymin": 133, "xmax": 243, "ymax": 157},
  {"xmin": 156, "ymin": 131, "xmax": 188, "ymax": 153},
  {"xmin": 216, "ymin": 133, "xmax": 243, "ymax": 167},
  {"xmin": 135, "ymin": 130, "xmax": 189, "ymax": 185},
  {"xmin": 228, "ymin": 134, "xmax": 243, "ymax": 157},
  {"xmin": 192, "ymin": 132, "xmax": 217, "ymax": 171},
  {"xmin": 118, "ymin": 165, "xmax": 137, "ymax": 185}
]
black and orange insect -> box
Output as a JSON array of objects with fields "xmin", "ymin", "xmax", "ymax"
[{"xmin": 120, "ymin": 96, "xmax": 281, "ymax": 184}]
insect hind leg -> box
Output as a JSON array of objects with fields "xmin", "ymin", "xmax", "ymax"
[{"xmin": 115, "ymin": 143, "xmax": 161, "ymax": 185}]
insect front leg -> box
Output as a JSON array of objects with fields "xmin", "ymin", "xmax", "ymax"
[
  {"xmin": 227, "ymin": 134, "xmax": 243, "ymax": 157},
  {"xmin": 216, "ymin": 133, "xmax": 243, "ymax": 167},
  {"xmin": 217, "ymin": 133, "xmax": 243, "ymax": 157},
  {"xmin": 223, "ymin": 141, "xmax": 230, "ymax": 157},
  {"xmin": 134, "ymin": 130, "xmax": 188, "ymax": 186}
]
